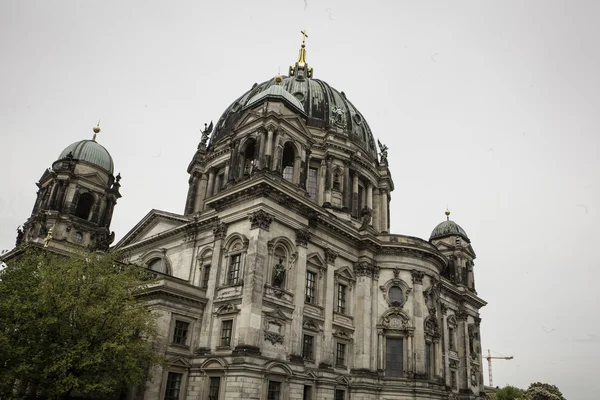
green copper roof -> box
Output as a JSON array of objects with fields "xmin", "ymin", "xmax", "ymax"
[
  {"xmin": 245, "ymin": 84, "xmax": 306, "ymax": 114},
  {"xmin": 59, "ymin": 140, "xmax": 114, "ymax": 174},
  {"xmin": 430, "ymin": 220, "xmax": 470, "ymax": 242}
]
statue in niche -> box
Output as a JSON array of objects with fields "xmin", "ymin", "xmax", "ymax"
[
  {"xmin": 272, "ymin": 258, "xmax": 286, "ymax": 288},
  {"xmin": 333, "ymin": 172, "xmax": 340, "ymax": 191}
]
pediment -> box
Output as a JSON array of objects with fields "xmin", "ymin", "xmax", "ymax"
[
  {"xmin": 167, "ymin": 356, "xmax": 191, "ymax": 368},
  {"xmin": 234, "ymin": 110, "xmax": 263, "ymax": 131},
  {"xmin": 335, "ymin": 266, "xmax": 356, "ymax": 281},
  {"xmin": 264, "ymin": 307, "xmax": 291, "ymax": 322},
  {"xmin": 114, "ymin": 209, "xmax": 188, "ymax": 248},
  {"xmin": 307, "ymin": 252, "xmax": 326, "ymax": 268},
  {"xmin": 78, "ymin": 172, "xmax": 107, "ymax": 187}
]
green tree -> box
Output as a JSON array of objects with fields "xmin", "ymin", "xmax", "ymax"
[
  {"xmin": 487, "ymin": 385, "xmax": 527, "ymax": 400},
  {"xmin": 525, "ymin": 382, "xmax": 565, "ymax": 400},
  {"xmin": 0, "ymin": 249, "xmax": 162, "ymax": 399}
]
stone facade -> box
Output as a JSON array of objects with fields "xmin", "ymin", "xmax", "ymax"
[
  {"xmin": 113, "ymin": 54, "xmax": 487, "ymax": 399},
  {"xmin": 9, "ymin": 44, "xmax": 487, "ymax": 400}
]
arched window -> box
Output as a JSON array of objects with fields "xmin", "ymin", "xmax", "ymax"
[
  {"xmin": 147, "ymin": 258, "xmax": 167, "ymax": 274},
  {"xmin": 281, "ymin": 143, "xmax": 295, "ymax": 182},
  {"xmin": 242, "ymin": 140, "xmax": 256, "ymax": 176},
  {"xmin": 75, "ymin": 192, "xmax": 94, "ymax": 220}
]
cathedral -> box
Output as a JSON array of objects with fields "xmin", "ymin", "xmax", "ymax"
[{"xmin": 9, "ymin": 34, "xmax": 487, "ymax": 400}]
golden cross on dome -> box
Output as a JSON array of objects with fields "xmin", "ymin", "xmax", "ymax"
[{"xmin": 300, "ymin": 30, "xmax": 308, "ymax": 46}]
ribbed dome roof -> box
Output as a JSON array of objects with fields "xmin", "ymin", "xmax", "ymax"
[
  {"xmin": 59, "ymin": 140, "xmax": 114, "ymax": 174},
  {"xmin": 211, "ymin": 75, "xmax": 378, "ymax": 158},
  {"xmin": 430, "ymin": 220, "xmax": 470, "ymax": 242}
]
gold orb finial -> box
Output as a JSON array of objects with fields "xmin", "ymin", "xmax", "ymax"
[
  {"xmin": 445, "ymin": 208, "xmax": 451, "ymax": 220},
  {"xmin": 92, "ymin": 120, "xmax": 101, "ymax": 140},
  {"xmin": 275, "ymin": 73, "xmax": 283, "ymax": 84}
]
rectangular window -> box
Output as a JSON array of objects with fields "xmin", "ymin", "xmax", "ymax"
[
  {"xmin": 335, "ymin": 389, "xmax": 345, "ymax": 400},
  {"xmin": 451, "ymin": 371, "xmax": 457, "ymax": 388},
  {"xmin": 303, "ymin": 386, "xmax": 312, "ymax": 400},
  {"xmin": 172, "ymin": 321, "xmax": 189, "ymax": 345},
  {"xmin": 220, "ymin": 320, "xmax": 233, "ymax": 347},
  {"xmin": 425, "ymin": 343, "xmax": 432, "ymax": 378},
  {"xmin": 201, "ymin": 265, "xmax": 211, "ymax": 289},
  {"xmin": 305, "ymin": 271, "xmax": 316, "ymax": 303},
  {"xmin": 336, "ymin": 342, "xmax": 346, "ymax": 367},
  {"xmin": 386, "ymin": 337, "xmax": 403, "ymax": 377},
  {"xmin": 208, "ymin": 377, "xmax": 220, "ymax": 400},
  {"xmin": 228, "ymin": 254, "xmax": 241, "ymax": 285},
  {"xmin": 307, "ymin": 168, "xmax": 318, "ymax": 200},
  {"xmin": 165, "ymin": 372, "xmax": 183, "ymax": 400},
  {"xmin": 337, "ymin": 284, "xmax": 347, "ymax": 314},
  {"xmin": 267, "ymin": 381, "xmax": 281, "ymax": 400},
  {"xmin": 448, "ymin": 327, "xmax": 455, "ymax": 350},
  {"xmin": 283, "ymin": 166, "xmax": 293, "ymax": 182},
  {"xmin": 302, "ymin": 334, "xmax": 314, "ymax": 360}
]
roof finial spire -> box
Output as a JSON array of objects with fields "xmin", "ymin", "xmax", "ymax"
[
  {"xmin": 289, "ymin": 30, "xmax": 313, "ymax": 79},
  {"xmin": 92, "ymin": 120, "xmax": 101, "ymax": 141},
  {"xmin": 445, "ymin": 207, "xmax": 451, "ymax": 221}
]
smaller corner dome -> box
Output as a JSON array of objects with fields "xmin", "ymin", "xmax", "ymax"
[
  {"xmin": 430, "ymin": 220, "xmax": 470, "ymax": 243},
  {"xmin": 58, "ymin": 140, "xmax": 114, "ymax": 174},
  {"xmin": 245, "ymin": 84, "xmax": 305, "ymax": 114}
]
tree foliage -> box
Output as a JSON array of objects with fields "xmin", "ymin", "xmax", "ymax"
[
  {"xmin": 525, "ymin": 382, "xmax": 565, "ymax": 400},
  {"xmin": 0, "ymin": 249, "xmax": 162, "ymax": 399},
  {"xmin": 487, "ymin": 385, "xmax": 527, "ymax": 400}
]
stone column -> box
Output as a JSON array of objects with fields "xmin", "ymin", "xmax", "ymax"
[
  {"xmin": 301, "ymin": 148, "xmax": 311, "ymax": 190},
  {"xmin": 223, "ymin": 161, "xmax": 230, "ymax": 186},
  {"xmin": 54, "ymin": 181, "xmax": 67, "ymax": 212},
  {"xmin": 184, "ymin": 172, "xmax": 200, "ymax": 215},
  {"xmin": 323, "ymin": 155, "xmax": 333, "ymax": 208},
  {"xmin": 198, "ymin": 222, "xmax": 227, "ymax": 351},
  {"xmin": 342, "ymin": 161, "xmax": 351, "ymax": 212},
  {"xmin": 411, "ymin": 270, "xmax": 426, "ymax": 375},
  {"xmin": 254, "ymin": 131, "xmax": 263, "ymax": 171},
  {"xmin": 206, "ymin": 169, "xmax": 216, "ymax": 199},
  {"xmin": 367, "ymin": 182, "xmax": 373, "ymax": 209},
  {"xmin": 380, "ymin": 189, "xmax": 389, "ymax": 233},
  {"xmin": 90, "ymin": 193, "xmax": 102, "ymax": 223},
  {"xmin": 48, "ymin": 182, "xmax": 59, "ymax": 210},
  {"xmin": 272, "ymin": 132, "xmax": 282, "ymax": 172},
  {"xmin": 457, "ymin": 311, "xmax": 470, "ymax": 390},
  {"xmin": 407, "ymin": 332, "xmax": 414, "ymax": 375},
  {"xmin": 290, "ymin": 228, "xmax": 311, "ymax": 359},
  {"xmin": 228, "ymin": 141, "xmax": 239, "ymax": 183},
  {"xmin": 352, "ymin": 174, "xmax": 359, "ymax": 217},
  {"xmin": 354, "ymin": 262, "xmax": 373, "ymax": 369},
  {"xmin": 370, "ymin": 266, "xmax": 379, "ymax": 370},
  {"xmin": 317, "ymin": 160, "xmax": 326, "ymax": 206},
  {"xmin": 372, "ymin": 188, "xmax": 380, "ymax": 232},
  {"xmin": 265, "ymin": 128, "xmax": 274, "ymax": 169},
  {"xmin": 377, "ymin": 330, "xmax": 384, "ymax": 370},
  {"xmin": 195, "ymin": 172, "xmax": 209, "ymax": 211},
  {"xmin": 235, "ymin": 210, "xmax": 273, "ymax": 354},
  {"xmin": 293, "ymin": 156, "xmax": 302, "ymax": 185},
  {"xmin": 321, "ymin": 248, "xmax": 338, "ymax": 366}
]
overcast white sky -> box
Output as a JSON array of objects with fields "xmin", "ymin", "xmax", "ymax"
[{"xmin": 1, "ymin": 1, "xmax": 599, "ymax": 398}]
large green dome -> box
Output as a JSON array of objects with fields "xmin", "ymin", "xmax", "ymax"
[
  {"xmin": 430, "ymin": 219, "xmax": 470, "ymax": 243},
  {"xmin": 210, "ymin": 75, "xmax": 378, "ymax": 159},
  {"xmin": 59, "ymin": 139, "xmax": 114, "ymax": 174}
]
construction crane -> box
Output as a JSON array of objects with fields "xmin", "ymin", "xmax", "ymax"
[{"xmin": 486, "ymin": 349, "xmax": 514, "ymax": 387}]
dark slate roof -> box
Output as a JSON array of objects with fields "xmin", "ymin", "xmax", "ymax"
[
  {"xmin": 430, "ymin": 220, "xmax": 470, "ymax": 243},
  {"xmin": 58, "ymin": 140, "xmax": 114, "ymax": 174},
  {"xmin": 211, "ymin": 75, "xmax": 377, "ymax": 159}
]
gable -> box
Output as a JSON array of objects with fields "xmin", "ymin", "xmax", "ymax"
[
  {"xmin": 114, "ymin": 209, "xmax": 188, "ymax": 248},
  {"xmin": 78, "ymin": 172, "xmax": 107, "ymax": 187}
]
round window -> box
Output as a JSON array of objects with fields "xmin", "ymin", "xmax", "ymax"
[{"xmin": 389, "ymin": 286, "xmax": 403, "ymax": 305}]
